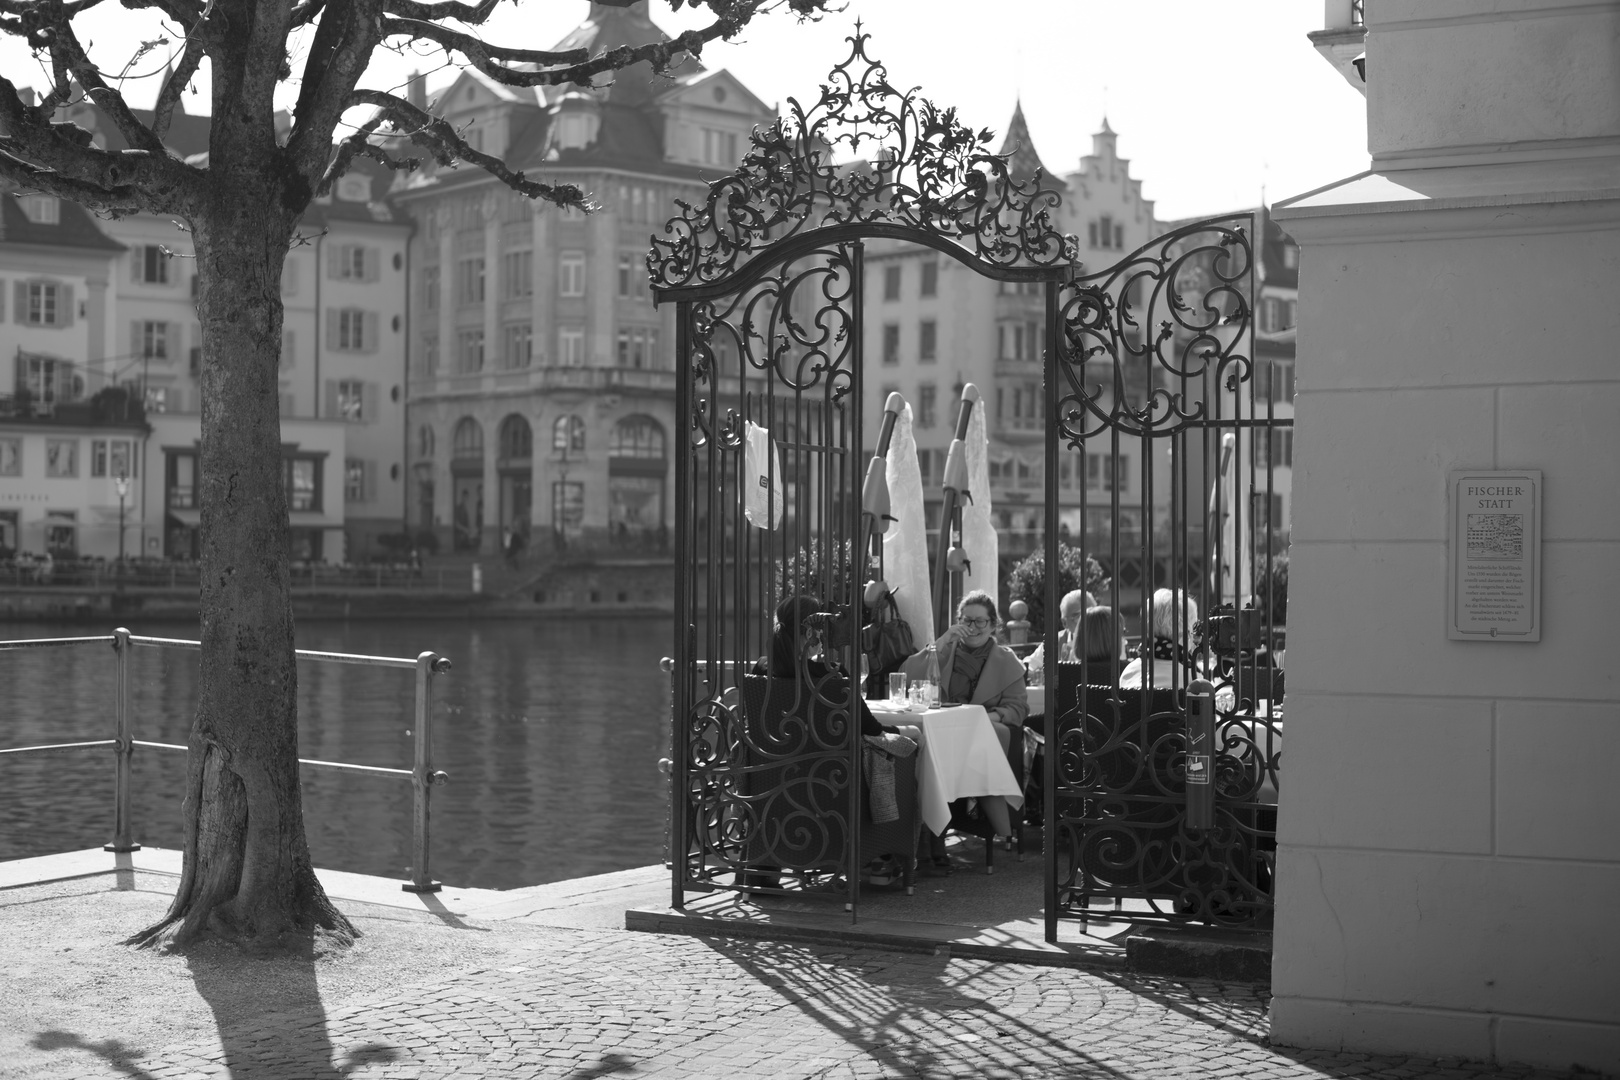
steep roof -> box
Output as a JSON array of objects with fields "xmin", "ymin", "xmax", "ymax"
[
  {"xmin": 0, "ymin": 191, "xmax": 124, "ymax": 252},
  {"xmin": 997, "ymin": 101, "xmax": 1061, "ymax": 188}
]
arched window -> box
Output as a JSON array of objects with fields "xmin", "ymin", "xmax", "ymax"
[
  {"xmin": 498, "ymin": 414, "xmax": 532, "ymax": 460},
  {"xmin": 417, "ymin": 424, "xmax": 435, "ymax": 459},
  {"xmin": 452, "ymin": 417, "xmax": 483, "ymax": 459},
  {"xmin": 552, "ymin": 414, "xmax": 585, "ymax": 454},
  {"xmin": 609, "ymin": 415, "xmax": 665, "ymax": 459}
]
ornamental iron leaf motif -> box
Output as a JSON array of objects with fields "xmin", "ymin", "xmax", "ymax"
[{"xmin": 649, "ymin": 26, "xmax": 1076, "ymax": 292}]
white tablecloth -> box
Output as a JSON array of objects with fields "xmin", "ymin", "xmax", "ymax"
[{"xmin": 870, "ymin": 701, "xmax": 1024, "ymax": 835}]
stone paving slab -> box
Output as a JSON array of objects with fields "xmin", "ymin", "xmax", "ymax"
[{"xmin": 16, "ymin": 921, "xmax": 1592, "ymax": 1080}]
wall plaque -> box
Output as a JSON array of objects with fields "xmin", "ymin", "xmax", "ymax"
[{"xmin": 1448, "ymin": 470, "xmax": 1541, "ymax": 642}]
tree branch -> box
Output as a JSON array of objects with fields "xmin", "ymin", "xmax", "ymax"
[
  {"xmin": 151, "ymin": 38, "xmax": 205, "ymax": 140},
  {"xmin": 380, "ymin": 17, "xmax": 727, "ymax": 87},
  {"xmin": 42, "ymin": 17, "xmax": 170, "ymax": 155},
  {"xmin": 381, "ymin": 0, "xmax": 502, "ymax": 27},
  {"xmin": 343, "ymin": 88, "xmax": 593, "ymax": 209}
]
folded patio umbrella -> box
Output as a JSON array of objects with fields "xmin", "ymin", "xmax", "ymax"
[
  {"xmin": 881, "ymin": 396, "xmax": 935, "ymax": 646},
  {"xmin": 960, "ymin": 384, "xmax": 998, "ymax": 602}
]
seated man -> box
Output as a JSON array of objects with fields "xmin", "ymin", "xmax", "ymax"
[{"xmin": 1022, "ymin": 588, "xmax": 1093, "ymax": 684}]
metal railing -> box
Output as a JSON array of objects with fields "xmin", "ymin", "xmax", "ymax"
[{"xmin": 0, "ymin": 627, "xmax": 452, "ymax": 893}]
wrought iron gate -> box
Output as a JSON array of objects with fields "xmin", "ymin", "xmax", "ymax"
[
  {"xmin": 650, "ymin": 31, "xmax": 1072, "ymax": 916},
  {"xmin": 649, "ymin": 30, "xmax": 1287, "ymax": 935},
  {"xmin": 1044, "ymin": 216, "xmax": 1288, "ymax": 933}
]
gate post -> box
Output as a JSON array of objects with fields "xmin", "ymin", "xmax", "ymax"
[{"xmin": 1185, "ymin": 679, "xmax": 1216, "ymax": 830}]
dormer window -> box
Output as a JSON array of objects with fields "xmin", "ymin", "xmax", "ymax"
[
  {"xmin": 336, "ymin": 174, "xmax": 372, "ymax": 202},
  {"xmin": 18, "ymin": 194, "xmax": 59, "ymax": 224}
]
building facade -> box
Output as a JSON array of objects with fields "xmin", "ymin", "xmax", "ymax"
[
  {"xmin": 51, "ymin": 96, "xmax": 412, "ymax": 562},
  {"xmin": 394, "ymin": 2, "xmax": 772, "ymax": 558},
  {"xmin": 0, "ymin": 187, "xmax": 142, "ymax": 560},
  {"xmin": 1270, "ymin": 0, "xmax": 1620, "ymax": 1071}
]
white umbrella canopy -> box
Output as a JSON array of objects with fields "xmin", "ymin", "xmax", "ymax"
[
  {"xmin": 882, "ymin": 398, "xmax": 935, "ymax": 645},
  {"xmin": 960, "ymin": 384, "xmax": 998, "ymax": 603}
]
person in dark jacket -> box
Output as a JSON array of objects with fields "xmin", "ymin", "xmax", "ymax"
[{"xmin": 756, "ymin": 594, "xmax": 893, "ymax": 738}]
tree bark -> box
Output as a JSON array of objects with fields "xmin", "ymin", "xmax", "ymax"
[{"xmin": 127, "ymin": 176, "xmax": 354, "ymax": 951}]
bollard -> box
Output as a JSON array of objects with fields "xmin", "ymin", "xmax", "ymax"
[
  {"xmin": 470, "ymin": 563, "xmax": 483, "ymax": 593},
  {"xmin": 104, "ymin": 627, "xmax": 141, "ymax": 853},
  {"xmin": 1005, "ymin": 600, "xmax": 1030, "ymax": 647},
  {"xmin": 1185, "ymin": 679, "xmax": 1216, "ymax": 831}
]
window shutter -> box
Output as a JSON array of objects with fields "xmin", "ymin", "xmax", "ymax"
[
  {"xmin": 168, "ymin": 387, "xmax": 183, "ymax": 412},
  {"xmin": 326, "ymin": 244, "xmax": 341, "ymax": 280},
  {"xmin": 325, "ymin": 309, "xmax": 339, "ymax": 351},
  {"xmin": 363, "ymin": 382, "xmax": 379, "ymax": 424},
  {"xmin": 57, "ymin": 285, "xmax": 74, "ymax": 328},
  {"xmin": 14, "ymin": 282, "xmax": 25, "ymax": 323},
  {"xmin": 282, "ymin": 259, "xmax": 299, "ymax": 296},
  {"xmin": 363, "ymin": 312, "xmax": 379, "ymax": 354},
  {"xmin": 324, "ymin": 379, "xmax": 338, "ymax": 419},
  {"xmin": 281, "ymin": 330, "xmax": 295, "ymax": 370},
  {"xmin": 364, "ymin": 460, "xmax": 377, "ymax": 503},
  {"xmin": 0, "ymin": 279, "xmax": 5, "ymax": 321},
  {"xmin": 131, "ymin": 250, "xmax": 143, "ymax": 283},
  {"xmin": 365, "ymin": 247, "xmax": 380, "ymax": 283},
  {"xmin": 191, "ymin": 322, "xmax": 202, "ymax": 363}
]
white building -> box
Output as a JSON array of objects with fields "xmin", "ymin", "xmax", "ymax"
[
  {"xmin": 0, "ymin": 186, "xmax": 142, "ymax": 560},
  {"xmin": 394, "ymin": 1, "xmax": 772, "ymax": 557},
  {"xmin": 54, "ymin": 97, "xmax": 412, "ymax": 562},
  {"xmin": 1269, "ymin": 0, "xmax": 1620, "ymax": 1072}
]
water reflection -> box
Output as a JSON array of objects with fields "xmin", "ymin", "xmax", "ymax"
[{"xmin": 0, "ymin": 617, "xmax": 673, "ymax": 890}]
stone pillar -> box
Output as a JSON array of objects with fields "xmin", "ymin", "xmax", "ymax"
[{"xmin": 1270, "ymin": 2, "xmax": 1620, "ymax": 1073}]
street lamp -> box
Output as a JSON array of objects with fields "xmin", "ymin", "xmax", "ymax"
[{"xmin": 113, "ymin": 473, "xmax": 129, "ymax": 566}]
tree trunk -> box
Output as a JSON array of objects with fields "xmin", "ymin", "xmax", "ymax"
[{"xmin": 128, "ymin": 182, "xmax": 354, "ymax": 951}]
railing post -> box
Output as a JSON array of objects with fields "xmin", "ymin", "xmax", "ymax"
[
  {"xmin": 658, "ymin": 656, "xmax": 674, "ymax": 869},
  {"xmin": 104, "ymin": 627, "xmax": 140, "ymax": 853},
  {"xmin": 403, "ymin": 650, "xmax": 451, "ymax": 893}
]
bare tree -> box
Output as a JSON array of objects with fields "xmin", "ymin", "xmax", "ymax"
[{"xmin": 0, "ymin": 0, "xmax": 823, "ymax": 951}]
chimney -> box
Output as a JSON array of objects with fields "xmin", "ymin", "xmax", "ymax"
[{"xmin": 407, "ymin": 71, "xmax": 427, "ymax": 112}]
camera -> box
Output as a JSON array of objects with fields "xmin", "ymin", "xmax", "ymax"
[
  {"xmin": 1195, "ymin": 606, "xmax": 1261, "ymax": 656},
  {"xmin": 804, "ymin": 607, "xmax": 855, "ymax": 649}
]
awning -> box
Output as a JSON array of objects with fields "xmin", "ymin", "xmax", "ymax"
[{"xmin": 167, "ymin": 508, "xmax": 200, "ymax": 527}]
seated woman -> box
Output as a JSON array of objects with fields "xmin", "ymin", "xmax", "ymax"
[
  {"xmin": 741, "ymin": 595, "xmax": 905, "ymax": 892},
  {"xmin": 901, "ymin": 590, "xmax": 1029, "ymax": 863},
  {"xmin": 1078, "ymin": 604, "xmax": 1124, "ymax": 687},
  {"xmin": 1118, "ymin": 587, "xmax": 1203, "ymax": 689},
  {"xmin": 755, "ymin": 594, "xmax": 894, "ymax": 737}
]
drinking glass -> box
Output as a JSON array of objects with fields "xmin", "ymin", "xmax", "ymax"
[{"xmin": 888, "ymin": 672, "xmax": 909, "ymax": 704}]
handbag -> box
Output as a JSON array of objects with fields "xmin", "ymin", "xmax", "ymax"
[{"xmin": 862, "ymin": 586, "xmax": 915, "ymax": 677}]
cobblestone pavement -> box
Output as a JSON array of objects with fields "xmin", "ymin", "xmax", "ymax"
[{"xmin": 22, "ymin": 926, "xmax": 1589, "ymax": 1080}]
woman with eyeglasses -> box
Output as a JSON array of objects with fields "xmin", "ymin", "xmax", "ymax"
[{"xmin": 900, "ymin": 590, "xmax": 1029, "ymax": 867}]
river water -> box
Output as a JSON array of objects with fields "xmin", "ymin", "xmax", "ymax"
[{"xmin": 0, "ymin": 616, "xmax": 674, "ymax": 891}]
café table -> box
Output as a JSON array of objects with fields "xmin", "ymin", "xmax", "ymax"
[{"xmin": 869, "ymin": 699, "xmax": 1024, "ymax": 836}]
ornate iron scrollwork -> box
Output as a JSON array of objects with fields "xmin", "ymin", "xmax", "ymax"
[
  {"xmin": 650, "ymin": 26, "xmax": 1076, "ymax": 292},
  {"xmin": 1055, "ymin": 215, "xmax": 1253, "ymax": 444}
]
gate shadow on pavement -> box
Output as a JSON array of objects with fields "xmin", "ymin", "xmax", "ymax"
[{"xmin": 698, "ymin": 934, "xmax": 1153, "ymax": 1078}]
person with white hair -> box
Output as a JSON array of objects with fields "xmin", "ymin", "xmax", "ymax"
[
  {"xmin": 1022, "ymin": 588, "xmax": 1093, "ymax": 682},
  {"xmin": 1118, "ymin": 587, "xmax": 1204, "ymax": 689}
]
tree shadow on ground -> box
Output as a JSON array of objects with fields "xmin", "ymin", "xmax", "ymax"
[
  {"xmin": 176, "ymin": 930, "xmax": 401, "ymax": 1079},
  {"xmin": 30, "ymin": 1031, "xmax": 159, "ymax": 1080}
]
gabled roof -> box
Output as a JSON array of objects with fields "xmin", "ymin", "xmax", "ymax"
[{"xmin": 0, "ymin": 190, "xmax": 124, "ymax": 252}]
